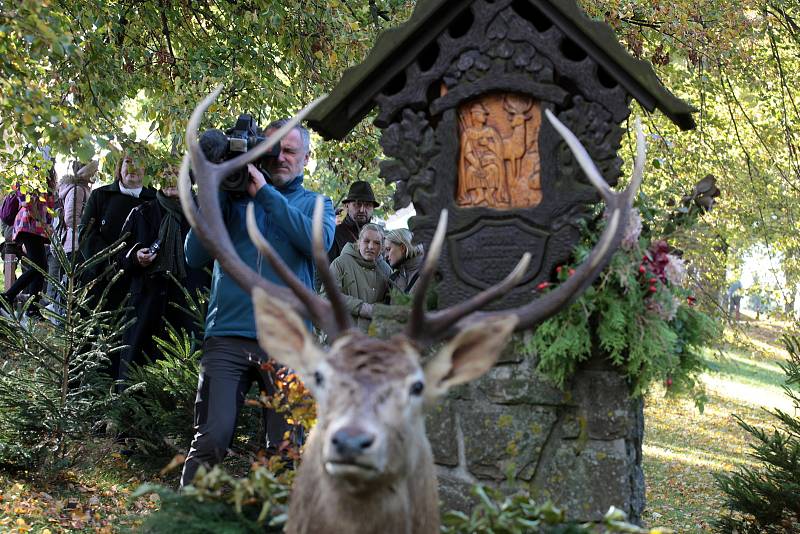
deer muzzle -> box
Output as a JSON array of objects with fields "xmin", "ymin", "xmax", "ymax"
[{"xmin": 324, "ymin": 425, "xmax": 383, "ymax": 480}]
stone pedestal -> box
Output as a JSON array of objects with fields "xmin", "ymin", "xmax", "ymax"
[{"xmin": 372, "ymin": 305, "xmax": 645, "ymax": 523}]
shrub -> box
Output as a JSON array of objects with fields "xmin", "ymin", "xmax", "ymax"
[
  {"xmin": 0, "ymin": 240, "xmax": 126, "ymax": 474},
  {"xmin": 441, "ymin": 485, "xmax": 668, "ymax": 533},
  {"xmin": 714, "ymin": 331, "xmax": 800, "ymax": 533},
  {"xmin": 137, "ymin": 473, "xmax": 665, "ymax": 533},
  {"xmin": 528, "ymin": 180, "xmax": 720, "ymax": 409},
  {"xmin": 134, "ymin": 464, "xmax": 291, "ymax": 533},
  {"xmin": 108, "ymin": 324, "xmax": 203, "ymax": 458}
]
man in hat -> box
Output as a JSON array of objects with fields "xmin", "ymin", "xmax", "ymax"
[{"xmin": 327, "ymin": 180, "xmax": 381, "ymax": 263}]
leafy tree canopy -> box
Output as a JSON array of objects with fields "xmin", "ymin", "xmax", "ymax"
[
  {"xmin": 2, "ymin": 0, "xmax": 800, "ymax": 294},
  {"xmin": 580, "ymin": 0, "xmax": 800, "ymax": 301},
  {"xmin": 0, "ymin": 0, "xmax": 413, "ymax": 211}
]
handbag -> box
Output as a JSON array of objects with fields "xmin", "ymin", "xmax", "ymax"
[{"xmin": 0, "ymin": 192, "xmax": 20, "ymax": 226}]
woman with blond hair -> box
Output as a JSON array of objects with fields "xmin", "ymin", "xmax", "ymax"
[
  {"xmin": 384, "ymin": 228, "xmax": 424, "ymax": 296},
  {"xmin": 79, "ymin": 149, "xmax": 156, "ymax": 300}
]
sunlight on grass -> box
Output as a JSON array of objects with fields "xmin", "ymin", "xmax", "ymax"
[
  {"xmin": 745, "ymin": 337, "xmax": 790, "ymax": 360},
  {"xmin": 643, "ymin": 443, "xmax": 758, "ymax": 471},
  {"xmin": 719, "ymin": 349, "xmax": 788, "ymax": 375},
  {"xmin": 642, "ymin": 319, "xmax": 792, "ymax": 533},
  {"xmin": 702, "ymin": 373, "xmax": 792, "ymax": 412}
]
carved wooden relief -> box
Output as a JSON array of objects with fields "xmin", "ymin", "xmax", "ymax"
[
  {"xmin": 375, "ymin": 0, "xmax": 633, "ymax": 309},
  {"xmin": 456, "ymin": 93, "xmax": 542, "ymax": 209}
]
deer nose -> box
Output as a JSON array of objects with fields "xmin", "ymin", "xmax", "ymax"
[{"xmin": 331, "ymin": 427, "xmax": 375, "ymax": 458}]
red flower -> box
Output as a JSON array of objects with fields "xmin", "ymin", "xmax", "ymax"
[
  {"xmin": 536, "ymin": 282, "xmax": 550, "ymax": 291},
  {"xmin": 645, "ymin": 240, "xmax": 671, "ymax": 283},
  {"xmin": 687, "ymin": 296, "xmax": 696, "ymax": 306}
]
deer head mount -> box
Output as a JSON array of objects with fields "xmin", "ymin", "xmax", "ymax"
[{"xmin": 178, "ymin": 86, "xmax": 645, "ymax": 533}]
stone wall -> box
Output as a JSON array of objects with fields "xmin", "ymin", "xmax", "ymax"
[{"xmin": 371, "ymin": 305, "xmax": 645, "ymax": 523}]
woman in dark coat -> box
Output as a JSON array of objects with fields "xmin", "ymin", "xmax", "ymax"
[
  {"xmin": 116, "ymin": 175, "xmax": 209, "ymax": 383},
  {"xmin": 78, "ymin": 150, "xmax": 156, "ymax": 311},
  {"xmin": 384, "ymin": 228, "xmax": 424, "ymax": 299}
]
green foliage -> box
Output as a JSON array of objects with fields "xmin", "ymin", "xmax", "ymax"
[
  {"xmin": 528, "ymin": 191, "xmax": 718, "ymax": 408},
  {"xmin": 134, "ymin": 464, "xmax": 291, "ymax": 533},
  {"xmin": 578, "ymin": 0, "xmax": 800, "ymax": 309},
  {"xmin": 714, "ymin": 330, "xmax": 800, "ymax": 533},
  {"xmin": 6, "ymin": 0, "xmax": 800, "ymax": 300},
  {"xmin": 134, "ymin": 370, "xmax": 314, "ymax": 531},
  {"xmin": 105, "ymin": 279, "xmax": 207, "ymax": 459},
  {"xmin": 107, "ymin": 325, "xmax": 203, "ymax": 458},
  {"xmin": 4, "ymin": 0, "xmax": 800, "ymax": 297},
  {"xmin": 138, "ymin": 473, "xmax": 663, "ymax": 534},
  {"xmin": 532, "ymin": 296, "xmax": 593, "ymax": 387},
  {"xmin": 0, "ymin": 240, "xmax": 125, "ymax": 475},
  {"xmin": 0, "ymin": 0, "xmax": 413, "ymax": 205},
  {"xmin": 441, "ymin": 485, "xmax": 667, "ymax": 533}
]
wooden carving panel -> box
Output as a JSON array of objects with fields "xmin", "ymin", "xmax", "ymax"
[
  {"xmin": 375, "ymin": 0, "xmax": 632, "ymax": 309},
  {"xmin": 456, "ymin": 93, "xmax": 542, "ymax": 209}
]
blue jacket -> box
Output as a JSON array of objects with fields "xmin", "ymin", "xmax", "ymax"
[{"xmin": 184, "ymin": 176, "xmax": 335, "ymax": 339}]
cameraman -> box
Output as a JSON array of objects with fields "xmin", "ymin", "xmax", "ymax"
[{"xmin": 180, "ymin": 119, "xmax": 335, "ymax": 487}]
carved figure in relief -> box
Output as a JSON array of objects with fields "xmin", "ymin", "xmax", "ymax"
[
  {"xmin": 456, "ymin": 94, "xmax": 542, "ymax": 209},
  {"xmin": 457, "ymin": 102, "xmax": 507, "ymax": 206}
]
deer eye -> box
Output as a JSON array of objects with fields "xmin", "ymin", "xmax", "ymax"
[
  {"xmin": 409, "ymin": 380, "xmax": 425, "ymax": 396},
  {"xmin": 314, "ymin": 371, "xmax": 324, "ymax": 387}
]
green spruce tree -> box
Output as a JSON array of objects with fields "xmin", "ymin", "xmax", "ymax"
[
  {"xmin": 715, "ymin": 331, "xmax": 800, "ymax": 532},
  {"xmin": 0, "ymin": 239, "xmax": 127, "ymax": 475}
]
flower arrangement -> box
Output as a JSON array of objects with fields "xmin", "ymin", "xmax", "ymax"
[{"xmin": 527, "ymin": 178, "xmax": 719, "ymax": 409}]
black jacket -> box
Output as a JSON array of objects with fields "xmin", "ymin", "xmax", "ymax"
[
  {"xmin": 328, "ymin": 215, "xmax": 361, "ymax": 263},
  {"xmin": 117, "ymin": 199, "xmax": 208, "ymax": 296},
  {"xmin": 79, "ymin": 181, "xmax": 157, "ymax": 264}
]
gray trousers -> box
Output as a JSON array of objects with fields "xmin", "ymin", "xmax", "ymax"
[{"xmin": 180, "ymin": 336, "xmax": 293, "ymax": 487}]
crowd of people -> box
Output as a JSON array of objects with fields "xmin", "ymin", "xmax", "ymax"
[
  {"xmin": 324, "ymin": 180, "xmax": 424, "ymax": 331},
  {"xmin": 0, "ymin": 119, "xmax": 426, "ymax": 485}
]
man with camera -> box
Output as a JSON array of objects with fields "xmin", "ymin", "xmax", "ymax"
[{"xmin": 180, "ymin": 118, "xmax": 335, "ymax": 487}]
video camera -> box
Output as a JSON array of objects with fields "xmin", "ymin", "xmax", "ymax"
[{"xmin": 198, "ymin": 114, "xmax": 280, "ymax": 192}]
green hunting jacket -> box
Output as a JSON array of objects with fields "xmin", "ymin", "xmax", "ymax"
[{"xmin": 324, "ymin": 241, "xmax": 389, "ymax": 332}]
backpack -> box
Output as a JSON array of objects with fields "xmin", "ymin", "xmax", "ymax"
[{"xmin": 0, "ymin": 192, "xmax": 20, "ymax": 226}]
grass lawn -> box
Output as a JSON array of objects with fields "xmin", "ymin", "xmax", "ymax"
[{"xmin": 642, "ymin": 316, "xmax": 794, "ymax": 532}]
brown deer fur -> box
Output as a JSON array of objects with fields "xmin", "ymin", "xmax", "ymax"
[{"xmin": 252, "ymin": 288, "xmax": 518, "ymax": 534}]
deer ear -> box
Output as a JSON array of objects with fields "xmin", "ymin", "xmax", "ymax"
[
  {"xmin": 252, "ymin": 287, "xmax": 322, "ymax": 375},
  {"xmin": 423, "ymin": 315, "xmax": 518, "ymax": 401}
]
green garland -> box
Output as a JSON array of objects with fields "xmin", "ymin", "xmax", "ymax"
[{"xmin": 528, "ymin": 186, "xmax": 719, "ymax": 409}]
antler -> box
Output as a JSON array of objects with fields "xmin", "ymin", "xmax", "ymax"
[
  {"xmin": 408, "ymin": 109, "xmax": 645, "ymax": 344},
  {"xmin": 406, "ymin": 209, "xmax": 531, "ymax": 341},
  {"xmin": 177, "ymin": 85, "xmax": 352, "ymax": 336}
]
